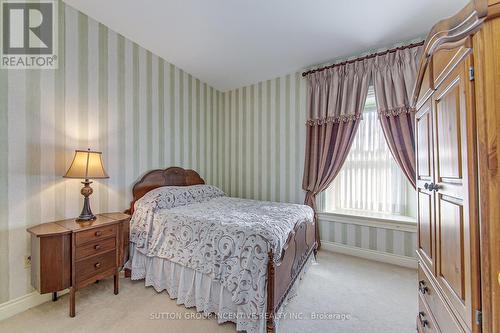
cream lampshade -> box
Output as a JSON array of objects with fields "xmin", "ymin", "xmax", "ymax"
[{"xmin": 64, "ymin": 149, "xmax": 109, "ymax": 221}]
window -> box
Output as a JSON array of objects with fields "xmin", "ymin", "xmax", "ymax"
[{"xmin": 324, "ymin": 87, "xmax": 413, "ymax": 216}]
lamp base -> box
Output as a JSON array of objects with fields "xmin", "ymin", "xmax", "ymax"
[
  {"xmin": 76, "ymin": 213, "xmax": 96, "ymax": 222},
  {"xmin": 76, "ymin": 180, "xmax": 96, "ymax": 222}
]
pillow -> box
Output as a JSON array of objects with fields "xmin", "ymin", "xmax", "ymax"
[{"xmin": 135, "ymin": 184, "xmax": 225, "ymax": 212}]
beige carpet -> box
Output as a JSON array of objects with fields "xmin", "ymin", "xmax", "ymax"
[{"xmin": 0, "ymin": 251, "xmax": 417, "ymax": 333}]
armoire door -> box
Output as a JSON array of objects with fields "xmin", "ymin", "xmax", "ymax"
[
  {"xmin": 416, "ymin": 99, "xmax": 435, "ymax": 273},
  {"xmin": 432, "ymin": 53, "xmax": 480, "ymax": 332}
]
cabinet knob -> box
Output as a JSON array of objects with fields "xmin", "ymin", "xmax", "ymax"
[
  {"xmin": 94, "ymin": 262, "xmax": 101, "ymax": 269},
  {"xmin": 418, "ymin": 280, "xmax": 429, "ymax": 294},
  {"xmin": 95, "ymin": 231, "xmax": 102, "ymax": 237},
  {"xmin": 94, "ymin": 244, "xmax": 101, "ymax": 250},
  {"xmin": 418, "ymin": 312, "xmax": 429, "ymax": 327},
  {"xmin": 424, "ymin": 182, "xmax": 440, "ymax": 192}
]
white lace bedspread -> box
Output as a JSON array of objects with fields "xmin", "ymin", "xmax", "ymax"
[
  {"xmin": 129, "ymin": 186, "xmax": 314, "ymax": 324},
  {"xmin": 127, "ymin": 244, "xmax": 315, "ymax": 333}
]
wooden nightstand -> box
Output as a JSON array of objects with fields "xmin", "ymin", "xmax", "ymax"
[{"xmin": 27, "ymin": 213, "xmax": 130, "ymax": 317}]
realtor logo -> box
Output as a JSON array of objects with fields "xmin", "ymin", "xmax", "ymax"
[{"xmin": 1, "ymin": 0, "xmax": 58, "ymax": 69}]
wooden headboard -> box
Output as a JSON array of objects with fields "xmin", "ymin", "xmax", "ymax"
[{"xmin": 126, "ymin": 167, "xmax": 205, "ymax": 214}]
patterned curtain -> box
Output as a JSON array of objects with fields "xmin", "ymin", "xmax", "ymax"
[
  {"xmin": 302, "ymin": 59, "xmax": 374, "ymax": 249},
  {"xmin": 372, "ymin": 46, "xmax": 422, "ymax": 189}
]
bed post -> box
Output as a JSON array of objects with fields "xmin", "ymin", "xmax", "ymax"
[{"xmin": 266, "ymin": 251, "xmax": 276, "ymax": 333}]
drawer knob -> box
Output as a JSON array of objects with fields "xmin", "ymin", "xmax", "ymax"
[
  {"xmin": 94, "ymin": 244, "xmax": 101, "ymax": 250},
  {"xmin": 418, "ymin": 280, "xmax": 429, "ymax": 294},
  {"xmin": 95, "ymin": 231, "xmax": 102, "ymax": 237},
  {"xmin": 418, "ymin": 312, "xmax": 429, "ymax": 328},
  {"xmin": 94, "ymin": 262, "xmax": 101, "ymax": 269}
]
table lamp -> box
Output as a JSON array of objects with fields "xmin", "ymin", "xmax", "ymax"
[{"xmin": 63, "ymin": 149, "xmax": 109, "ymax": 221}]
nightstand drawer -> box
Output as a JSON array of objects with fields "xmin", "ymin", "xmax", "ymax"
[
  {"xmin": 75, "ymin": 225, "xmax": 117, "ymax": 246},
  {"xmin": 75, "ymin": 250, "xmax": 116, "ymax": 283},
  {"xmin": 75, "ymin": 237, "xmax": 116, "ymax": 261}
]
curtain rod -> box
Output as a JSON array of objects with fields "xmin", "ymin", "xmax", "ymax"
[{"xmin": 301, "ymin": 41, "xmax": 424, "ymax": 77}]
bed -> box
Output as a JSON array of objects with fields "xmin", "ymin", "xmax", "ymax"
[{"xmin": 124, "ymin": 167, "xmax": 318, "ymax": 333}]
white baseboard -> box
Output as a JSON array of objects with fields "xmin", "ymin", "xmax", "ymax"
[
  {"xmin": 0, "ymin": 289, "xmax": 68, "ymax": 321},
  {"xmin": 321, "ymin": 241, "xmax": 417, "ymax": 269}
]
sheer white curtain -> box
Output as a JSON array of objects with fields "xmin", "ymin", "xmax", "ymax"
[{"xmin": 325, "ymin": 87, "xmax": 409, "ymax": 215}]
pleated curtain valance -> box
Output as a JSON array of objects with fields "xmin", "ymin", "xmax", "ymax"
[
  {"xmin": 305, "ymin": 58, "xmax": 374, "ymax": 126},
  {"xmin": 372, "ymin": 46, "xmax": 421, "ymax": 117}
]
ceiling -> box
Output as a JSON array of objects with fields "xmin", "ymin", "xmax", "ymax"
[{"xmin": 63, "ymin": 0, "xmax": 468, "ymax": 91}]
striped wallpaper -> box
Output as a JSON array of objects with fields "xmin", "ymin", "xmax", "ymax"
[
  {"xmin": 0, "ymin": 2, "xmax": 223, "ymax": 303},
  {"xmin": 220, "ymin": 74, "xmax": 308, "ymax": 204},
  {"xmin": 318, "ymin": 219, "xmax": 417, "ymax": 258}
]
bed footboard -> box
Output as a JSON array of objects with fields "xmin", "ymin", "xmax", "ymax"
[{"xmin": 266, "ymin": 220, "xmax": 317, "ymax": 333}]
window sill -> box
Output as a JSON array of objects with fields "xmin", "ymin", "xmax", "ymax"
[{"xmin": 317, "ymin": 210, "xmax": 417, "ymax": 233}]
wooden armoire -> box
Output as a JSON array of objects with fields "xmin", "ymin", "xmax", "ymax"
[{"xmin": 412, "ymin": 0, "xmax": 500, "ymax": 332}]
